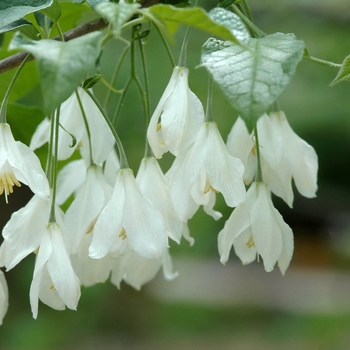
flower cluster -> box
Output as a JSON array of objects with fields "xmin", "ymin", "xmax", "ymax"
[{"xmin": 0, "ymin": 67, "xmax": 318, "ymax": 324}]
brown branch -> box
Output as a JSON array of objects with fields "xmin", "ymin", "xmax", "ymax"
[
  {"xmin": 0, "ymin": 18, "xmax": 108, "ymax": 74},
  {"xmin": 0, "ymin": 0, "xmax": 164, "ymax": 74}
]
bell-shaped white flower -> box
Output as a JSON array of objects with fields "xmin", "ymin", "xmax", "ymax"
[
  {"xmin": 64, "ymin": 165, "xmax": 113, "ymax": 254},
  {"xmin": 218, "ymin": 182, "xmax": 294, "ymax": 275},
  {"xmin": 136, "ymin": 156, "xmax": 189, "ymax": 244},
  {"xmin": 0, "ymin": 123, "xmax": 49, "ymax": 202},
  {"xmin": 0, "ymin": 270, "xmax": 8, "ymax": 325},
  {"xmin": 30, "ymin": 87, "xmax": 115, "ymax": 165},
  {"xmin": 89, "ymin": 168, "xmax": 169, "ymax": 260},
  {"xmin": 258, "ymin": 111, "xmax": 318, "ymax": 206},
  {"xmin": 227, "ymin": 112, "xmax": 318, "ymax": 207},
  {"xmin": 30, "ymin": 222, "xmax": 81, "ymax": 319},
  {"xmin": 168, "ymin": 122, "xmax": 246, "ymax": 221},
  {"xmin": 110, "ymin": 246, "xmax": 178, "ymax": 291},
  {"xmin": 147, "ymin": 66, "xmax": 205, "ymax": 158},
  {"xmin": 0, "ymin": 195, "xmax": 51, "ymax": 270}
]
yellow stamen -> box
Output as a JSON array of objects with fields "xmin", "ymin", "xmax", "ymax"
[
  {"xmin": 0, "ymin": 168, "xmax": 21, "ymax": 203},
  {"xmin": 251, "ymin": 145, "xmax": 257, "ymax": 156},
  {"xmin": 203, "ymin": 179, "xmax": 219, "ymax": 194},
  {"xmin": 156, "ymin": 123, "xmax": 162, "ymax": 131},
  {"xmin": 118, "ymin": 228, "xmax": 127, "ymax": 240},
  {"xmin": 86, "ymin": 219, "xmax": 97, "ymax": 234},
  {"xmin": 246, "ymin": 235, "xmax": 255, "ymax": 248},
  {"xmin": 49, "ymin": 285, "xmax": 56, "ymax": 290}
]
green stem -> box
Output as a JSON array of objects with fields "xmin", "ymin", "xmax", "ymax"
[
  {"xmin": 241, "ymin": 0, "xmax": 254, "ymax": 23},
  {"xmin": 154, "ymin": 24, "xmax": 175, "ymax": 68},
  {"xmin": 103, "ymin": 44, "xmax": 130, "ymax": 110},
  {"xmin": 75, "ymin": 90, "xmax": 94, "ymax": 166},
  {"xmin": 205, "ymin": 75, "xmax": 214, "ymax": 123},
  {"xmin": 85, "ymin": 89, "xmax": 129, "ymax": 169},
  {"xmin": 231, "ymin": 4, "xmax": 266, "ymax": 38},
  {"xmin": 178, "ymin": 26, "xmax": 192, "ymax": 67},
  {"xmin": 48, "ymin": 107, "xmax": 60, "ymax": 223},
  {"xmin": 253, "ymin": 125, "xmax": 263, "ymax": 183},
  {"xmin": 303, "ymin": 55, "xmax": 341, "ymax": 68},
  {"xmin": 0, "ymin": 54, "xmax": 31, "ymax": 123},
  {"xmin": 112, "ymin": 77, "xmax": 132, "ymax": 126}
]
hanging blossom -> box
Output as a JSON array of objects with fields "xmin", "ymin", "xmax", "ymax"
[
  {"xmin": 0, "ymin": 270, "xmax": 8, "ymax": 326},
  {"xmin": 0, "ymin": 123, "xmax": 49, "ymax": 202},
  {"xmin": 227, "ymin": 111, "xmax": 318, "ymax": 207},
  {"xmin": 89, "ymin": 168, "xmax": 169, "ymax": 261},
  {"xmin": 136, "ymin": 156, "xmax": 192, "ymax": 244},
  {"xmin": 167, "ymin": 121, "xmax": 246, "ymax": 222},
  {"xmin": 218, "ymin": 182, "xmax": 294, "ymax": 275},
  {"xmin": 0, "ymin": 195, "xmax": 81, "ymax": 318},
  {"xmin": 147, "ymin": 66, "xmax": 205, "ymax": 158},
  {"xmin": 30, "ymin": 87, "xmax": 115, "ymax": 165}
]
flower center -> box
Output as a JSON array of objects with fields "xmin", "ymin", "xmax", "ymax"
[
  {"xmin": 118, "ymin": 228, "xmax": 127, "ymax": 240},
  {"xmin": 0, "ymin": 163, "xmax": 21, "ymax": 203},
  {"xmin": 246, "ymin": 235, "xmax": 255, "ymax": 248},
  {"xmin": 203, "ymin": 178, "xmax": 219, "ymax": 194}
]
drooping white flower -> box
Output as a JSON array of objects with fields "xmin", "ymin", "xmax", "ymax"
[
  {"xmin": 110, "ymin": 246, "xmax": 178, "ymax": 291},
  {"xmin": 64, "ymin": 165, "xmax": 113, "ymax": 254},
  {"xmin": 0, "ymin": 195, "xmax": 51, "ymax": 270},
  {"xmin": 89, "ymin": 168, "xmax": 169, "ymax": 260},
  {"xmin": 218, "ymin": 182, "xmax": 294, "ymax": 275},
  {"xmin": 0, "ymin": 270, "xmax": 8, "ymax": 325},
  {"xmin": 258, "ymin": 111, "xmax": 318, "ymax": 207},
  {"xmin": 168, "ymin": 122, "xmax": 246, "ymax": 221},
  {"xmin": 30, "ymin": 222, "xmax": 81, "ymax": 319},
  {"xmin": 0, "ymin": 123, "xmax": 49, "ymax": 202},
  {"xmin": 30, "ymin": 87, "xmax": 115, "ymax": 165},
  {"xmin": 136, "ymin": 156, "xmax": 190, "ymax": 244},
  {"xmin": 227, "ymin": 112, "xmax": 318, "ymax": 207},
  {"xmin": 147, "ymin": 66, "xmax": 205, "ymax": 158}
]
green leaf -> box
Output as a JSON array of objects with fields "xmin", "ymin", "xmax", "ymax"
[
  {"xmin": 201, "ymin": 33, "xmax": 304, "ymax": 129},
  {"xmin": 0, "ymin": 18, "xmax": 38, "ymax": 38},
  {"xmin": 9, "ymin": 31, "xmax": 103, "ymax": 114},
  {"xmin": 96, "ymin": 2, "xmax": 140, "ymax": 37},
  {"xmin": 41, "ymin": 0, "xmax": 61, "ymax": 22},
  {"xmin": 82, "ymin": 74, "xmax": 101, "ymax": 89},
  {"xmin": 0, "ymin": 0, "xmax": 53, "ymax": 29},
  {"xmin": 330, "ymin": 55, "xmax": 350, "ymax": 86},
  {"xmin": 208, "ymin": 8, "xmax": 250, "ymax": 44},
  {"xmin": 142, "ymin": 4, "xmax": 245, "ymax": 44},
  {"xmin": 87, "ymin": 0, "xmax": 109, "ymax": 11}
]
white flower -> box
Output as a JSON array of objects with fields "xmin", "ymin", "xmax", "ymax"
[
  {"xmin": 30, "ymin": 87, "xmax": 115, "ymax": 165},
  {"xmin": 168, "ymin": 122, "xmax": 246, "ymax": 221},
  {"xmin": 30, "ymin": 222, "xmax": 81, "ymax": 319},
  {"xmin": 110, "ymin": 246, "xmax": 178, "ymax": 291},
  {"xmin": 0, "ymin": 270, "xmax": 8, "ymax": 325},
  {"xmin": 258, "ymin": 111, "xmax": 318, "ymax": 206},
  {"xmin": 147, "ymin": 66, "xmax": 205, "ymax": 158},
  {"xmin": 227, "ymin": 112, "xmax": 318, "ymax": 207},
  {"xmin": 218, "ymin": 182, "xmax": 294, "ymax": 275},
  {"xmin": 89, "ymin": 168, "xmax": 169, "ymax": 260},
  {"xmin": 64, "ymin": 165, "xmax": 112, "ymax": 254},
  {"xmin": 0, "ymin": 195, "xmax": 51, "ymax": 270},
  {"xmin": 0, "ymin": 123, "xmax": 49, "ymax": 202},
  {"xmin": 136, "ymin": 156, "xmax": 190, "ymax": 244}
]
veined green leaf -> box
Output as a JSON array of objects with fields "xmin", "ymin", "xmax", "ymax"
[
  {"xmin": 9, "ymin": 31, "xmax": 103, "ymax": 114},
  {"xmin": 0, "ymin": 0, "xmax": 53, "ymax": 29},
  {"xmin": 41, "ymin": 0, "xmax": 61, "ymax": 22},
  {"xmin": 141, "ymin": 4, "xmax": 245, "ymax": 44},
  {"xmin": 0, "ymin": 19, "xmax": 37, "ymax": 37},
  {"xmin": 96, "ymin": 2, "xmax": 140, "ymax": 37},
  {"xmin": 201, "ymin": 33, "xmax": 304, "ymax": 129},
  {"xmin": 330, "ymin": 55, "xmax": 350, "ymax": 86},
  {"xmin": 87, "ymin": 0, "xmax": 109, "ymax": 11}
]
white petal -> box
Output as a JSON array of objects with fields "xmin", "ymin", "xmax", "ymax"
[
  {"xmin": 64, "ymin": 166, "xmax": 112, "ymax": 253},
  {"xmin": 232, "ymin": 227, "xmax": 257, "ymax": 265},
  {"xmin": 29, "ymin": 117, "xmax": 51, "ymax": 150},
  {"xmin": 89, "ymin": 170, "xmax": 125, "ymax": 259},
  {"xmin": 46, "ymin": 224, "xmax": 81, "ymax": 311},
  {"xmin": 250, "ymin": 183, "xmax": 283, "ymax": 272},
  {"xmin": 1, "ymin": 195, "xmax": 49, "ymax": 270},
  {"xmin": 122, "ymin": 169, "xmax": 168, "ymax": 259}
]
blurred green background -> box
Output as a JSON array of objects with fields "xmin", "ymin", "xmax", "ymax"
[{"xmin": 1, "ymin": 0, "xmax": 350, "ymax": 349}]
